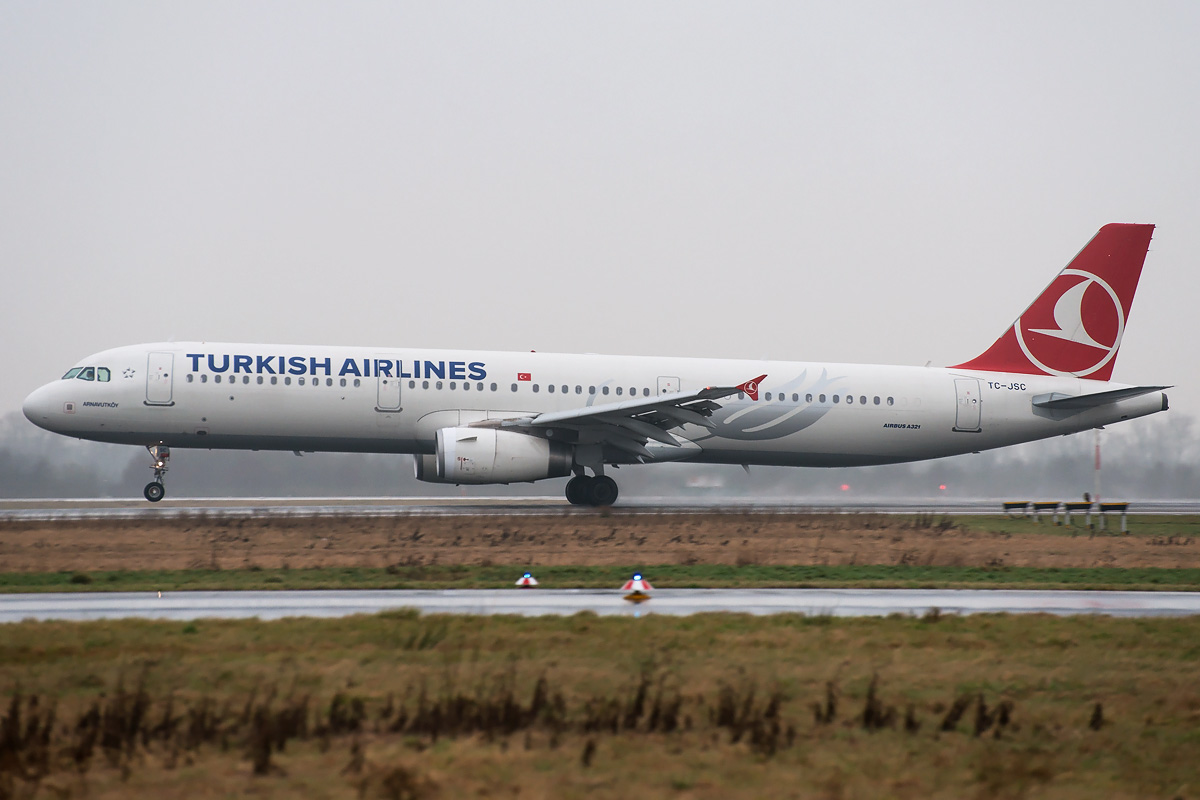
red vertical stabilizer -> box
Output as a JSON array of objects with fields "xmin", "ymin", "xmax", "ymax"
[{"xmin": 951, "ymin": 223, "xmax": 1154, "ymax": 381}]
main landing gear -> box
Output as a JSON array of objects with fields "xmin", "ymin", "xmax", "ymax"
[
  {"xmin": 143, "ymin": 444, "xmax": 169, "ymax": 502},
  {"xmin": 565, "ymin": 474, "xmax": 619, "ymax": 507}
]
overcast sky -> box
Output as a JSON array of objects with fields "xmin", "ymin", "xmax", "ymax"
[{"xmin": 3, "ymin": 2, "xmax": 1198, "ymax": 426}]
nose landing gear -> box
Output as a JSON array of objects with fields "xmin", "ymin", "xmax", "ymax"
[
  {"xmin": 144, "ymin": 444, "xmax": 169, "ymax": 502},
  {"xmin": 565, "ymin": 474, "xmax": 619, "ymax": 507}
]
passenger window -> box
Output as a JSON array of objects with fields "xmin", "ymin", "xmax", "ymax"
[
  {"xmin": 257, "ymin": 376, "xmax": 263, "ymax": 385},
  {"xmin": 873, "ymin": 396, "xmax": 880, "ymax": 405},
  {"xmin": 186, "ymin": 374, "xmax": 194, "ymax": 383},
  {"xmin": 819, "ymin": 394, "xmax": 825, "ymax": 403},
  {"xmin": 737, "ymin": 391, "xmax": 745, "ymax": 400},
  {"xmin": 628, "ymin": 387, "xmax": 635, "ymax": 396},
  {"xmin": 765, "ymin": 392, "xmax": 772, "ymax": 401},
  {"xmin": 477, "ymin": 382, "xmax": 485, "ymax": 391},
  {"xmin": 353, "ymin": 379, "xmax": 361, "ymax": 387},
  {"xmin": 326, "ymin": 378, "xmax": 332, "ymax": 387},
  {"xmin": 548, "ymin": 384, "xmax": 555, "ymax": 393},
  {"xmin": 575, "ymin": 386, "xmax": 582, "ymax": 394},
  {"xmin": 887, "ymin": 397, "xmax": 894, "ymax": 406},
  {"xmin": 833, "ymin": 395, "xmax": 839, "ymax": 403},
  {"xmin": 589, "ymin": 386, "xmax": 596, "ymax": 395},
  {"xmin": 435, "ymin": 381, "xmax": 443, "ymax": 390},
  {"xmin": 779, "ymin": 394, "xmax": 785, "ymax": 402},
  {"xmin": 422, "ymin": 381, "xmax": 429, "ymax": 389},
  {"xmin": 464, "ymin": 382, "xmax": 471, "ymax": 391},
  {"xmin": 97, "ymin": 368, "xmax": 111, "ymax": 382},
  {"xmin": 215, "ymin": 375, "xmax": 222, "ymax": 384},
  {"xmin": 846, "ymin": 395, "xmax": 853, "ymax": 404},
  {"xmin": 806, "ymin": 393, "xmax": 813, "ymax": 403},
  {"xmin": 409, "ymin": 380, "xmax": 416, "ymax": 389},
  {"xmin": 643, "ymin": 388, "xmax": 650, "ymax": 396},
  {"xmin": 79, "ymin": 367, "xmax": 95, "ymax": 381},
  {"xmin": 860, "ymin": 396, "xmax": 866, "ymax": 405},
  {"xmin": 511, "ymin": 383, "xmax": 518, "ymax": 392},
  {"xmin": 62, "ymin": 368, "xmax": 82, "ymax": 380},
  {"xmin": 340, "ymin": 378, "xmax": 346, "ymax": 387},
  {"xmin": 602, "ymin": 387, "xmax": 609, "ymax": 395},
  {"xmin": 533, "ymin": 384, "xmax": 540, "ymax": 393},
  {"xmin": 270, "ymin": 376, "xmax": 277, "ymax": 385},
  {"xmin": 244, "ymin": 376, "xmax": 250, "ymax": 384},
  {"xmin": 792, "ymin": 393, "xmax": 799, "ymax": 402},
  {"xmin": 298, "ymin": 377, "xmax": 305, "ymax": 386},
  {"xmin": 449, "ymin": 381, "xmax": 457, "ymax": 390},
  {"xmin": 285, "ymin": 377, "xmax": 292, "ymax": 385},
  {"xmin": 616, "ymin": 387, "xmax": 623, "ymax": 396},
  {"xmin": 201, "ymin": 374, "xmax": 208, "ymax": 383}
]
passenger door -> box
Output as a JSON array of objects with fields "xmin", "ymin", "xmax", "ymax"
[
  {"xmin": 953, "ymin": 378, "xmax": 981, "ymax": 432},
  {"xmin": 145, "ymin": 352, "xmax": 174, "ymax": 406}
]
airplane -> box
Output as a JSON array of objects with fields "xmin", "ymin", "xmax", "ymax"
[{"xmin": 22, "ymin": 223, "xmax": 1168, "ymax": 506}]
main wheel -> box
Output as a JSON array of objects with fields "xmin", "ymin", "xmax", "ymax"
[
  {"xmin": 565, "ymin": 476, "xmax": 592, "ymax": 505},
  {"xmin": 144, "ymin": 482, "xmax": 165, "ymax": 502},
  {"xmin": 588, "ymin": 476, "xmax": 619, "ymax": 506}
]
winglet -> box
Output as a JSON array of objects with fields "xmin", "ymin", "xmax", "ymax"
[{"xmin": 737, "ymin": 374, "xmax": 767, "ymax": 401}]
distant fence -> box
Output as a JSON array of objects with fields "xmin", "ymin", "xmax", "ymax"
[{"xmin": 1003, "ymin": 501, "xmax": 1130, "ymax": 532}]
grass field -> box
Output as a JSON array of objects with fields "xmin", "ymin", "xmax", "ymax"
[
  {"xmin": 2, "ymin": 612, "xmax": 1199, "ymax": 799},
  {"xmin": 2, "ymin": 513, "xmax": 1199, "ymax": 588},
  {"xmin": 4, "ymin": 562, "xmax": 1200, "ymax": 593}
]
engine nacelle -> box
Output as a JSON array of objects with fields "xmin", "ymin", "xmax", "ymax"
[{"xmin": 414, "ymin": 428, "xmax": 572, "ymax": 485}]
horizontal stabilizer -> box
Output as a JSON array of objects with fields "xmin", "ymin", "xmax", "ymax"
[{"xmin": 1031, "ymin": 385, "xmax": 1169, "ymax": 410}]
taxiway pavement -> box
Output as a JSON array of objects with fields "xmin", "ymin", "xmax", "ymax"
[{"xmin": 3, "ymin": 588, "xmax": 1198, "ymax": 623}]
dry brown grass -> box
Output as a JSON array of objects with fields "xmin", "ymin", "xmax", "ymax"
[
  {"xmin": 2, "ymin": 512, "xmax": 1197, "ymax": 574},
  {"xmin": 1, "ymin": 611, "xmax": 1199, "ymax": 798}
]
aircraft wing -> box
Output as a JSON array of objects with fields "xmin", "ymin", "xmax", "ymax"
[{"xmin": 469, "ymin": 374, "xmax": 766, "ymax": 460}]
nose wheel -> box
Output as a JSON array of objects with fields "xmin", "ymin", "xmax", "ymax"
[
  {"xmin": 144, "ymin": 444, "xmax": 169, "ymax": 503},
  {"xmin": 565, "ymin": 475, "xmax": 619, "ymax": 507}
]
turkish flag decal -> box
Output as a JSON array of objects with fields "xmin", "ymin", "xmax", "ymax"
[{"xmin": 517, "ymin": 372, "xmax": 532, "ymax": 382}]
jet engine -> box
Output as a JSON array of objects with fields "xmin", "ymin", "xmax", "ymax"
[{"xmin": 414, "ymin": 427, "xmax": 572, "ymax": 484}]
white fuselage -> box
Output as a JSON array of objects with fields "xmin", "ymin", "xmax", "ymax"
[{"xmin": 22, "ymin": 342, "xmax": 1167, "ymax": 469}]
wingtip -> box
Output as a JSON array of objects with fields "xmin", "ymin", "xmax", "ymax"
[{"xmin": 736, "ymin": 374, "xmax": 767, "ymax": 401}]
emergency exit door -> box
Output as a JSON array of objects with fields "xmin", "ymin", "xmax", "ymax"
[{"xmin": 376, "ymin": 356, "xmax": 402, "ymax": 412}]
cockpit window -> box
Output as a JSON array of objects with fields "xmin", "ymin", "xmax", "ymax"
[
  {"xmin": 97, "ymin": 368, "xmax": 111, "ymax": 382},
  {"xmin": 78, "ymin": 367, "xmax": 95, "ymax": 381},
  {"xmin": 62, "ymin": 368, "xmax": 82, "ymax": 380}
]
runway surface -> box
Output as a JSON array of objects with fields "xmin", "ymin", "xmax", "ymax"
[
  {"xmin": 3, "ymin": 496, "xmax": 1198, "ymax": 521},
  {"xmin": 3, "ymin": 588, "xmax": 1199, "ymax": 622}
]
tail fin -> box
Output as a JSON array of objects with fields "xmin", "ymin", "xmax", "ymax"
[{"xmin": 951, "ymin": 223, "xmax": 1154, "ymax": 381}]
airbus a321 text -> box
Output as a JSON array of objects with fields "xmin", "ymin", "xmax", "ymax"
[{"xmin": 23, "ymin": 224, "xmax": 1168, "ymax": 506}]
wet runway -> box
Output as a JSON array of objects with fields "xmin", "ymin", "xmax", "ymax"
[
  {"xmin": 3, "ymin": 496, "xmax": 1198, "ymax": 522},
  {"xmin": 3, "ymin": 588, "xmax": 1199, "ymax": 622}
]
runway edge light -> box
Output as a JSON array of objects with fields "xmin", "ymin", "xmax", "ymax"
[
  {"xmin": 622, "ymin": 572, "xmax": 652, "ymax": 604},
  {"xmin": 515, "ymin": 572, "xmax": 538, "ymax": 588}
]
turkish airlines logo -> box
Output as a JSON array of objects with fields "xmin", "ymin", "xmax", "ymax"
[{"xmin": 1015, "ymin": 268, "xmax": 1125, "ymax": 377}]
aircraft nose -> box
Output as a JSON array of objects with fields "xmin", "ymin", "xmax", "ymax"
[{"xmin": 22, "ymin": 384, "xmax": 59, "ymax": 431}]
